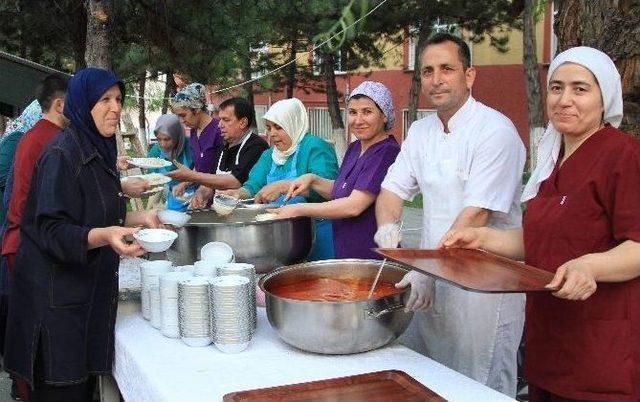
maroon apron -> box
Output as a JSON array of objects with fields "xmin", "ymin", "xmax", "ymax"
[{"xmin": 523, "ymin": 145, "xmax": 640, "ymax": 401}]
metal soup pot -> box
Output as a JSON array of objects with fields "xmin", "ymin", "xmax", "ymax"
[
  {"xmin": 259, "ymin": 259, "xmax": 413, "ymax": 354},
  {"xmin": 167, "ymin": 208, "xmax": 314, "ymax": 273}
]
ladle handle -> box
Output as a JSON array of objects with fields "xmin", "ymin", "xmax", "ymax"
[{"xmin": 365, "ymin": 303, "xmax": 406, "ymax": 319}]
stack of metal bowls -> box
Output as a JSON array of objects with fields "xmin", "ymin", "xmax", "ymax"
[
  {"xmin": 159, "ymin": 271, "xmax": 194, "ymax": 338},
  {"xmin": 209, "ymin": 275, "xmax": 253, "ymax": 353},
  {"xmin": 140, "ymin": 260, "xmax": 173, "ymax": 320},
  {"xmin": 178, "ymin": 277, "xmax": 213, "ymax": 347},
  {"xmin": 167, "ymin": 207, "xmax": 314, "ymax": 273},
  {"xmin": 216, "ymin": 263, "xmax": 257, "ymax": 332}
]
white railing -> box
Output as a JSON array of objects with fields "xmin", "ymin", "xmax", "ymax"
[
  {"xmin": 254, "ymin": 105, "xmax": 268, "ymax": 135},
  {"xmin": 307, "ymin": 107, "xmax": 346, "ymax": 144}
]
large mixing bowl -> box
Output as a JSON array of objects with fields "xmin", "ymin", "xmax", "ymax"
[
  {"xmin": 167, "ymin": 208, "xmax": 314, "ymax": 273},
  {"xmin": 259, "ymin": 259, "xmax": 413, "ymax": 354}
]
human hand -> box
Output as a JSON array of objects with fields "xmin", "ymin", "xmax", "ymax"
[
  {"xmin": 172, "ymin": 181, "xmax": 189, "ymax": 197},
  {"xmin": 438, "ymin": 227, "xmax": 484, "ymax": 249},
  {"xmin": 142, "ymin": 209, "xmax": 163, "ymax": 229},
  {"xmin": 121, "ymin": 177, "xmax": 151, "ymax": 198},
  {"xmin": 218, "ymin": 188, "xmax": 249, "ymax": 200},
  {"xmin": 286, "ymin": 174, "xmax": 315, "ymax": 200},
  {"xmin": 117, "ymin": 155, "xmax": 132, "ymax": 171},
  {"xmin": 266, "ymin": 204, "xmax": 303, "ymax": 219},
  {"xmin": 165, "ymin": 160, "xmax": 194, "ymax": 182},
  {"xmin": 546, "ymin": 256, "xmax": 597, "ymax": 300},
  {"xmin": 255, "ymin": 180, "xmax": 289, "ymax": 204},
  {"xmin": 190, "ymin": 186, "xmax": 213, "ymax": 209},
  {"xmin": 395, "ymin": 271, "xmax": 435, "ymax": 312},
  {"xmin": 374, "ymin": 223, "xmax": 402, "ymax": 248},
  {"xmin": 104, "ymin": 226, "xmax": 146, "ymax": 257}
]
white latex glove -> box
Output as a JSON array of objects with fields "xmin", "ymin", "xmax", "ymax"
[
  {"xmin": 395, "ymin": 271, "xmax": 435, "ymax": 312},
  {"xmin": 374, "ymin": 223, "xmax": 402, "ymax": 248}
]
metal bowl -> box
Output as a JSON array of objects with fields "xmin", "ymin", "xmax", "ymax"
[
  {"xmin": 167, "ymin": 208, "xmax": 314, "ymax": 273},
  {"xmin": 259, "ymin": 259, "xmax": 413, "ymax": 354}
]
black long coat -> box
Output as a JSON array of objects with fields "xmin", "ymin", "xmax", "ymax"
[{"xmin": 4, "ymin": 125, "xmax": 126, "ymax": 385}]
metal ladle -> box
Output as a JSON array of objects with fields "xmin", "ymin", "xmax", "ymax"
[{"xmin": 367, "ymin": 258, "xmax": 387, "ymax": 299}]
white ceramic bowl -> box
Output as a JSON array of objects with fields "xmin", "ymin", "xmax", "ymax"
[
  {"xmin": 157, "ymin": 210, "xmax": 191, "ymax": 228},
  {"xmin": 200, "ymin": 241, "xmax": 234, "ymax": 262},
  {"xmin": 134, "ymin": 229, "xmax": 178, "ymax": 253}
]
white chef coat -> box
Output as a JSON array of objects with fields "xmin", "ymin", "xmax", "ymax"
[{"xmin": 381, "ymin": 96, "xmax": 526, "ymax": 397}]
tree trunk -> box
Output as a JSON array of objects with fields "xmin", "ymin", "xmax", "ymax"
[
  {"xmin": 407, "ymin": 13, "xmax": 433, "ymax": 131},
  {"xmin": 242, "ymin": 53, "xmax": 255, "ymax": 108},
  {"xmin": 285, "ymin": 37, "xmax": 298, "ymax": 98},
  {"xmin": 137, "ymin": 72, "xmax": 147, "ymax": 151},
  {"xmin": 322, "ymin": 53, "xmax": 344, "ymax": 130},
  {"xmin": 322, "ymin": 52, "xmax": 347, "ymax": 162},
  {"xmin": 523, "ymin": 0, "xmax": 546, "ymax": 169},
  {"xmin": 162, "ymin": 69, "xmax": 176, "ymax": 114},
  {"xmin": 85, "ymin": 0, "xmax": 113, "ymax": 69},
  {"xmin": 72, "ymin": 0, "xmax": 87, "ymax": 69},
  {"xmin": 555, "ymin": 0, "xmax": 640, "ymax": 137}
]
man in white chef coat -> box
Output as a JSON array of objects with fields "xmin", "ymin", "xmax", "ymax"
[{"xmin": 374, "ymin": 33, "xmax": 526, "ymax": 397}]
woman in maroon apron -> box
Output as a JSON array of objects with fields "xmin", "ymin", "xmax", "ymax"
[{"xmin": 440, "ymin": 46, "xmax": 640, "ymax": 401}]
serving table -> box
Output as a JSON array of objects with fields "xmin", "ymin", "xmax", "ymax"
[{"xmin": 107, "ymin": 301, "xmax": 515, "ymax": 402}]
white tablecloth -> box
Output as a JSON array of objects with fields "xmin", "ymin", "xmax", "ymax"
[{"xmin": 113, "ymin": 301, "xmax": 514, "ymax": 402}]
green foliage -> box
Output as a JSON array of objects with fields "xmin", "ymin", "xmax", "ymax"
[{"xmin": 313, "ymin": 0, "xmax": 370, "ymax": 53}]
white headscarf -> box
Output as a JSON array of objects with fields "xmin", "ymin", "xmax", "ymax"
[
  {"xmin": 521, "ymin": 46, "xmax": 623, "ymax": 202},
  {"xmin": 263, "ymin": 98, "xmax": 309, "ymax": 165}
]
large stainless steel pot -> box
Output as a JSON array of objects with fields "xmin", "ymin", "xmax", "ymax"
[
  {"xmin": 167, "ymin": 208, "xmax": 314, "ymax": 273},
  {"xmin": 259, "ymin": 259, "xmax": 413, "ymax": 354}
]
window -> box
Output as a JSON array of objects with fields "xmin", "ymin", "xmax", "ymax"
[
  {"xmin": 250, "ymin": 43, "xmax": 269, "ymax": 79},
  {"xmin": 402, "ymin": 109, "xmax": 436, "ymax": 139},
  {"xmin": 313, "ymin": 48, "xmax": 348, "ymax": 75},
  {"xmin": 405, "ymin": 22, "xmax": 469, "ymax": 71}
]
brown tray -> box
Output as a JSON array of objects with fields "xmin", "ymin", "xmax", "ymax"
[
  {"xmin": 375, "ymin": 248, "xmax": 554, "ymax": 293},
  {"xmin": 223, "ymin": 370, "xmax": 446, "ymax": 402}
]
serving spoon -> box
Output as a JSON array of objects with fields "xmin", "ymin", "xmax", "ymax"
[{"xmin": 367, "ymin": 258, "xmax": 387, "ymax": 299}]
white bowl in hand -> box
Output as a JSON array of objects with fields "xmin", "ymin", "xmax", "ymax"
[
  {"xmin": 134, "ymin": 229, "xmax": 178, "ymax": 253},
  {"xmin": 157, "ymin": 210, "xmax": 191, "ymax": 228}
]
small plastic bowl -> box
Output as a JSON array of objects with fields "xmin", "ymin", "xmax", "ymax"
[
  {"xmin": 157, "ymin": 210, "xmax": 191, "ymax": 228},
  {"xmin": 134, "ymin": 229, "xmax": 178, "ymax": 253},
  {"xmin": 200, "ymin": 241, "xmax": 234, "ymax": 262}
]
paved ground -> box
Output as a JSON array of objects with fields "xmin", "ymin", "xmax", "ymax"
[{"xmin": 0, "ymin": 369, "xmax": 13, "ymax": 402}]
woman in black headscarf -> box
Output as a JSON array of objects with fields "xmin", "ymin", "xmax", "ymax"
[{"xmin": 4, "ymin": 68, "xmax": 160, "ymax": 402}]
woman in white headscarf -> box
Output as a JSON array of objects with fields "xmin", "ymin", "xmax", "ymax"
[
  {"xmin": 224, "ymin": 98, "xmax": 339, "ymax": 260},
  {"xmin": 439, "ymin": 47, "xmax": 640, "ymax": 401}
]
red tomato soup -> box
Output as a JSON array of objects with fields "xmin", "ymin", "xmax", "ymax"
[{"xmin": 269, "ymin": 277, "xmax": 401, "ymax": 301}]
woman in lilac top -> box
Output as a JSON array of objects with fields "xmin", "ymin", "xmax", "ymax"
[
  {"xmin": 269, "ymin": 81, "xmax": 400, "ymax": 259},
  {"xmin": 170, "ymin": 83, "xmax": 224, "ymax": 180}
]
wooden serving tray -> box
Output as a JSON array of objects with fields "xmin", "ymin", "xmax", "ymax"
[
  {"xmin": 375, "ymin": 248, "xmax": 554, "ymax": 293},
  {"xmin": 223, "ymin": 370, "xmax": 445, "ymax": 402}
]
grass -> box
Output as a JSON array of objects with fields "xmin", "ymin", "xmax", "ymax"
[{"xmin": 403, "ymin": 193, "xmax": 423, "ymax": 209}]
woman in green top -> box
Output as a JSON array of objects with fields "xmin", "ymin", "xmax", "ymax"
[
  {"xmin": 0, "ymin": 100, "xmax": 42, "ymax": 224},
  {"xmin": 225, "ymin": 98, "xmax": 338, "ymax": 260}
]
